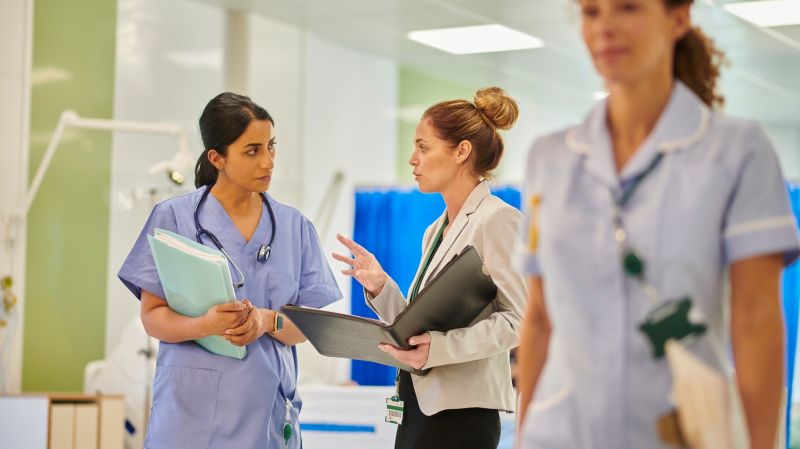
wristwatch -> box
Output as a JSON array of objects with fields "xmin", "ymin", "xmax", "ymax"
[{"xmin": 268, "ymin": 311, "xmax": 283, "ymax": 335}]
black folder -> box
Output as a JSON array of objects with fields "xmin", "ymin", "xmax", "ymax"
[{"xmin": 281, "ymin": 246, "xmax": 497, "ymax": 373}]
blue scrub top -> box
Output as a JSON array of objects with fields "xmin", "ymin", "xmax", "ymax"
[
  {"xmin": 515, "ymin": 82, "xmax": 800, "ymax": 449},
  {"xmin": 118, "ymin": 187, "xmax": 342, "ymax": 449}
]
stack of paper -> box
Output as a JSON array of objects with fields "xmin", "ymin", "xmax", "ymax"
[
  {"xmin": 665, "ymin": 340, "xmax": 748, "ymax": 449},
  {"xmin": 147, "ymin": 228, "xmax": 246, "ymax": 359}
]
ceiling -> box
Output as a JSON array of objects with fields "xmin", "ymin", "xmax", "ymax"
[{"xmin": 194, "ymin": 0, "xmax": 800, "ymax": 123}]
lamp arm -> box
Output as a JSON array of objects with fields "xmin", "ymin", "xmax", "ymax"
[
  {"xmin": 18, "ymin": 110, "xmax": 188, "ymax": 218},
  {"xmin": 21, "ymin": 110, "xmax": 74, "ymax": 217}
]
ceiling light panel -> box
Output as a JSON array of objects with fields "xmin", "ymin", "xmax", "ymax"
[
  {"xmin": 723, "ymin": 0, "xmax": 800, "ymax": 27},
  {"xmin": 407, "ymin": 24, "xmax": 544, "ymax": 55}
]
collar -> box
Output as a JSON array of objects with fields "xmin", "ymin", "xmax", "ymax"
[
  {"xmin": 564, "ymin": 81, "xmax": 711, "ymax": 188},
  {"xmin": 460, "ymin": 180, "xmax": 492, "ymax": 217},
  {"xmin": 418, "ymin": 181, "xmax": 491, "ymax": 288}
]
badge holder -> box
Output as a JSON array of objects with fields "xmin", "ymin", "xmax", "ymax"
[
  {"xmin": 385, "ymin": 395, "xmax": 404, "ymax": 425},
  {"xmin": 638, "ymin": 297, "xmax": 707, "ymax": 359},
  {"xmin": 385, "ymin": 371, "xmax": 404, "ymax": 425},
  {"xmin": 282, "ymin": 398, "xmax": 293, "ymax": 446}
]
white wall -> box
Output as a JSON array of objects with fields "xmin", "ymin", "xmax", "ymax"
[
  {"xmin": 236, "ymin": 19, "xmax": 398, "ymax": 384},
  {"xmin": 302, "ymin": 34, "xmax": 398, "ymax": 290},
  {"xmin": 105, "ymin": 0, "xmax": 226, "ymax": 354},
  {"xmin": 237, "ymin": 12, "xmax": 306, "ymax": 209},
  {"xmin": 763, "ymin": 123, "xmax": 800, "ymax": 181},
  {"xmin": 0, "ymin": 0, "xmax": 32, "ymax": 393}
]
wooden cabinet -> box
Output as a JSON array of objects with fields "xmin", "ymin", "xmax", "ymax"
[{"xmin": 0, "ymin": 393, "xmax": 123, "ymax": 449}]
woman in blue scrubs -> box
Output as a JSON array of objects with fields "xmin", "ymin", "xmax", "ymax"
[
  {"xmin": 515, "ymin": 1, "xmax": 800, "ymax": 449},
  {"xmin": 118, "ymin": 92, "xmax": 341, "ymax": 449}
]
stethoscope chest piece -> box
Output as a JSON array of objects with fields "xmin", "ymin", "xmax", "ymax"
[{"xmin": 257, "ymin": 244, "xmax": 271, "ymax": 263}]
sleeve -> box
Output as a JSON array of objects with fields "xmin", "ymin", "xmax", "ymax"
[
  {"xmin": 364, "ymin": 277, "xmax": 407, "ymax": 323},
  {"xmin": 514, "ymin": 139, "xmax": 546, "ymax": 276},
  {"xmin": 117, "ymin": 203, "xmax": 178, "ymax": 300},
  {"xmin": 722, "ymin": 123, "xmax": 800, "ymax": 266},
  {"xmin": 364, "ymin": 220, "xmax": 439, "ymax": 323},
  {"xmin": 424, "ymin": 207, "xmax": 528, "ymax": 368},
  {"xmin": 296, "ymin": 218, "xmax": 343, "ymax": 308}
]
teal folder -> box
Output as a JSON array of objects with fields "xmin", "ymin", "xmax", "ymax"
[{"xmin": 147, "ymin": 228, "xmax": 246, "ymax": 359}]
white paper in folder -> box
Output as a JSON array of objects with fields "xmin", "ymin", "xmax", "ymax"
[{"xmin": 665, "ymin": 340, "xmax": 749, "ymax": 449}]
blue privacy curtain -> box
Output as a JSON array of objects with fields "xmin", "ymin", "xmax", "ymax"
[
  {"xmin": 350, "ymin": 186, "xmax": 520, "ymax": 386},
  {"xmin": 784, "ymin": 182, "xmax": 800, "ymax": 445}
]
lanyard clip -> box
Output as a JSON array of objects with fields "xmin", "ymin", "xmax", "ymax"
[{"xmin": 283, "ymin": 398, "xmax": 293, "ymax": 446}]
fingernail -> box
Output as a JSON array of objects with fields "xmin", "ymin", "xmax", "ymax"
[{"xmin": 378, "ymin": 345, "xmax": 386, "ymax": 352}]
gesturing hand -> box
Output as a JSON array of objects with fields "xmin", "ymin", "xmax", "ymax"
[
  {"xmin": 332, "ymin": 234, "xmax": 388, "ymax": 297},
  {"xmin": 378, "ymin": 333, "xmax": 431, "ymax": 370}
]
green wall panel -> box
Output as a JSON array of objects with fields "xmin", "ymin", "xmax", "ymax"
[
  {"xmin": 396, "ymin": 67, "xmax": 477, "ymax": 182},
  {"xmin": 23, "ymin": 0, "xmax": 116, "ymax": 391}
]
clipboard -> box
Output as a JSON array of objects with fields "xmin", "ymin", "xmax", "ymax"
[{"xmin": 282, "ymin": 246, "xmax": 496, "ymax": 373}]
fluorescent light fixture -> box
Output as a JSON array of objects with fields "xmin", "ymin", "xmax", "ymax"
[
  {"xmin": 407, "ymin": 24, "xmax": 544, "ymax": 55},
  {"xmin": 723, "ymin": 0, "xmax": 800, "ymax": 27}
]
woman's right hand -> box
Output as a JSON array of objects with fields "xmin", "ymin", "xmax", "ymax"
[
  {"xmin": 333, "ymin": 234, "xmax": 388, "ymax": 297},
  {"xmin": 200, "ymin": 300, "xmax": 251, "ymax": 337}
]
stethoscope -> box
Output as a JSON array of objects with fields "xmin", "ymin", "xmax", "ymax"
[{"xmin": 194, "ymin": 186, "xmax": 276, "ymax": 289}]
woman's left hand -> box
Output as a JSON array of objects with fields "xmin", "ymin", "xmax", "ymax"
[
  {"xmin": 224, "ymin": 300, "xmax": 268, "ymax": 346},
  {"xmin": 379, "ymin": 333, "xmax": 431, "ymax": 370}
]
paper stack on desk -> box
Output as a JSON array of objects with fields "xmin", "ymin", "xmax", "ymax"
[{"xmin": 147, "ymin": 228, "xmax": 246, "ymax": 360}]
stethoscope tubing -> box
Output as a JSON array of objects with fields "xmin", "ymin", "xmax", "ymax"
[{"xmin": 194, "ymin": 186, "xmax": 276, "ymax": 288}]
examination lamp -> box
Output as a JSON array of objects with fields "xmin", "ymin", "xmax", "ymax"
[{"xmin": 5, "ymin": 110, "xmax": 192, "ymax": 246}]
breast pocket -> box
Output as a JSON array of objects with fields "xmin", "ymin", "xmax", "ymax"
[
  {"xmin": 266, "ymin": 271, "xmax": 299, "ymax": 309},
  {"xmin": 145, "ymin": 366, "xmax": 220, "ymax": 449}
]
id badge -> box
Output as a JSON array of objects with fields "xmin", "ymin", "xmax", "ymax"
[
  {"xmin": 639, "ymin": 297, "xmax": 707, "ymax": 359},
  {"xmin": 385, "ymin": 395, "xmax": 404, "ymax": 425}
]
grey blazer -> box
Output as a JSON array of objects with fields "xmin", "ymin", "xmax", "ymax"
[{"xmin": 365, "ymin": 181, "xmax": 527, "ymax": 416}]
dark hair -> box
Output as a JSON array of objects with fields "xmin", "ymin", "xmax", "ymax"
[
  {"xmin": 194, "ymin": 92, "xmax": 274, "ymax": 188},
  {"xmin": 665, "ymin": 0, "xmax": 726, "ymax": 108},
  {"xmin": 422, "ymin": 87, "xmax": 519, "ymax": 179}
]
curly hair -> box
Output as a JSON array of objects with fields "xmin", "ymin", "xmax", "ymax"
[{"xmin": 667, "ymin": 0, "xmax": 727, "ymax": 109}]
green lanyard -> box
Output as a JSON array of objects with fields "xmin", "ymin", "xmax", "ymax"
[
  {"xmin": 408, "ymin": 217, "xmax": 449, "ymax": 303},
  {"xmin": 611, "ymin": 153, "xmax": 708, "ymax": 358},
  {"xmin": 615, "ymin": 153, "xmax": 664, "ymax": 284},
  {"xmin": 393, "ymin": 217, "xmax": 448, "ymax": 392}
]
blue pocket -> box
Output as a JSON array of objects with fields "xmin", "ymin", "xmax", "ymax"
[{"xmin": 145, "ymin": 366, "xmax": 220, "ymax": 449}]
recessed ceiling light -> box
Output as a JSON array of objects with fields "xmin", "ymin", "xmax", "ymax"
[
  {"xmin": 407, "ymin": 24, "xmax": 544, "ymax": 55},
  {"xmin": 723, "ymin": 0, "xmax": 800, "ymax": 28}
]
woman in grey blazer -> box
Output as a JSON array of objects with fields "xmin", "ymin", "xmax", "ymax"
[{"xmin": 334, "ymin": 87, "xmax": 528, "ymax": 449}]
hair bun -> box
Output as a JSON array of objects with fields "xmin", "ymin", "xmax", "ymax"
[{"xmin": 474, "ymin": 87, "xmax": 519, "ymax": 130}]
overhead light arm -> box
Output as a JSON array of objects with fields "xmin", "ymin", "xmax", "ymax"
[
  {"xmin": 22, "ymin": 110, "xmax": 191, "ymax": 217},
  {"xmin": 5, "ymin": 110, "xmax": 191, "ymax": 249}
]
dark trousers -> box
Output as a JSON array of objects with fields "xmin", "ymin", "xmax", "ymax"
[{"xmin": 394, "ymin": 371, "xmax": 501, "ymax": 449}]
